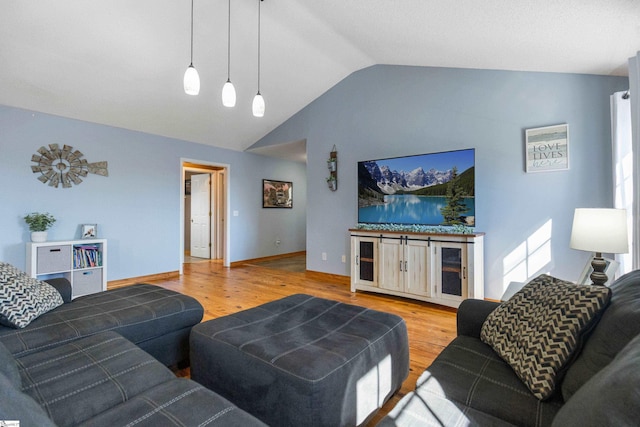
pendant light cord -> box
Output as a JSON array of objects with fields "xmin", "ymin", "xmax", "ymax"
[
  {"xmin": 227, "ymin": 0, "xmax": 231, "ymax": 79},
  {"xmin": 190, "ymin": 0, "xmax": 194, "ymax": 66},
  {"xmin": 257, "ymin": 0, "xmax": 261, "ymax": 93}
]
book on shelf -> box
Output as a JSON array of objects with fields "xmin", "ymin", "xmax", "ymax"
[{"xmin": 73, "ymin": 244, "xmax": 102, "ymax": 269}]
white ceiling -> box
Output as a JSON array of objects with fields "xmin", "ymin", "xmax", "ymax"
[{"xmin": 1, "ymin": 1, "xmax": 638, "ymax": 158}]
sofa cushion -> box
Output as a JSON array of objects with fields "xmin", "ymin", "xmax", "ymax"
[
  {"xmin": 377, "ymin": 386, "xmax": 518, "ymax": 427},
  {"xmin": 77, "ymin": 378, "xmax": 268, "ymax": 427},
  {"xmin": 0, "ymin": 262, "xmax": 63, "ymax": 328},
  {"xmin": 481, "ymin": 274, "xmax": 610, "ymax": 400},
  {"xmin": 0, "ymin": 283, "xmax": 203, "ymax": 359},
  {"xmin": 0, "ymin": 340, "xmax": 20, "ymax": 388},
  {"xmin": 407, "ymin": 335, "xmax": 562, "ymax": 427},
  {"xmin": 552, "ymin": 332, "xmax": 640, "ymax": 427},
  {"xmin": 0, "ymin": 372, "xmax": 57, "ymax": 427},
  {"xmin": 561, "ymin": 269, "xmax": 640, "ymax": 401},
  {"xmin": 17, "ymin": 330, "xmax": 177, "ymax": 426}
]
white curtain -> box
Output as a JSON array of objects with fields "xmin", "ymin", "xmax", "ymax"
[
  {"xmin": 611, "ymin": 91, "xmax": 633, "ymax": 275},
  {"xmin": 627, "ymin": 52, "xmax": 640, "ymax": 270}
]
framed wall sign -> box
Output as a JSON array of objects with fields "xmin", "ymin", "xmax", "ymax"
[
  {"xmin": 263, "ymin": 179, "xmax": 293, "ymax": 208},
  {"xmin": 525, "ymin": 124, "xmax": 569, "ymax": 173}
]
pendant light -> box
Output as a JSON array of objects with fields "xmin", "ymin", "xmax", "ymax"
[
  {"xmin": 221, "ymin": 0, "xmax": 236, "ymax": 107},
  {"xmin": 184, "ymin": 0, "xmax": 200, "ymax": 95},
  {"xmin": 252, "ymin": 0, "xmax": 265, "ymax": 117}
]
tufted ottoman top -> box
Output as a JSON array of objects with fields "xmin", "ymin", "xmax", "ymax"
[{"xmin": 191, "ymin": 293, "xmax": 409, "ymax": 426}]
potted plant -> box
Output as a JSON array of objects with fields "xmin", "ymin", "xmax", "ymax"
[
  {"xmin": 24, "ymin": 212, "xmax": 56, "ymax": 242},
  {"xmin": 326, "ymin": 176, "xmax": 337, "ymax": 191},
  {"xmin": 327, "ymin": 157, "xmax": 337, "ymax": 172}
]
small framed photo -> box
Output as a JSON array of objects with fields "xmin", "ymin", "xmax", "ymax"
[
  {"xmin": 263, "ymin": 179, "xmax": 293, "ymax": 208},
  {"xmin": 525, "ymin": 123, "xmax": 569, "ymax": 173},
  {"xmin": 81, "ymin": 224, "xmax": 97, "ymax": 239}
]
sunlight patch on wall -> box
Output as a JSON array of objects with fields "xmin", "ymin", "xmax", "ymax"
[{"xmin": 502, "ymin": 219, "xmax": 553, "ymax": 290}]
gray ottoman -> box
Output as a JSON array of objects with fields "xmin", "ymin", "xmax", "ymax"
[{"xmin": 190, "ymin": 294, "xmax": 409, "ymax": 426}]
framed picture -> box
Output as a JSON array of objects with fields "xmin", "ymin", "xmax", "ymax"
[
  {"xmin": 81, "ymin": 224, "xmax": 97, "ymax": 239},
  {"xmin": 577, "ymin": 256, "xmax": 619, "ymax": 286},
  {"xmin": 525, "ymin": 123, "xmax": 569, "ymax": 173},
  {"xmin": 263, "ymin": 179, "xmax": 293, "ymax": 208}
]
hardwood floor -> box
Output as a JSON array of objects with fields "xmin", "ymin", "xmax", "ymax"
[{"xmin": 117, "ymin": 259, "xmax": 458, "ymax": 425}]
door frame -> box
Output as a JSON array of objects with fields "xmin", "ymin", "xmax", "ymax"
[{"xmin": 180, "ymin": 158, "xmax": 231, "ymax": 273}]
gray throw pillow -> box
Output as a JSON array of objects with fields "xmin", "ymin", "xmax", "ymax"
[
  {"xmin": 0, "ymin": 262, "xmax": 63, "ymax": 328},
  {"xmin": 551, "ymin": 332, "xmax": 640, "ymax": 427},
  {"xmin": 561, "ymin": 269, "xmax": 640, "ymax": 401},
  {"xmin": 481, "ymin": 274, "xmax": 611, "ymax": 400}
]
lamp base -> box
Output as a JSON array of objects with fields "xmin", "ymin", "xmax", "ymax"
[{"xmin": 589, "ymin": 252, "xmax": 608, "ymax": 286}]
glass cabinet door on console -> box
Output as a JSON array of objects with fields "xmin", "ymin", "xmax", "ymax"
[
  {"xmin": 351, "ymin": 236, "xmax": 378, "ymax": 289},
  {"xmin": 434, "ymin": 242, "xmax": 468, "ymax": 304}
]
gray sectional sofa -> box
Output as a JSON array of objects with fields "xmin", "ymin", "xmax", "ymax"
[
  {"xmin": 0, "ymin": 279, "xmax": 203, "ymax": 367},
  {"xmin": 378, "ymin": 270, "xmax": 640, "ymax": 426},
  {"xmin": 0, "ymin": 276, "xmax": 267, "ymax": 427}
]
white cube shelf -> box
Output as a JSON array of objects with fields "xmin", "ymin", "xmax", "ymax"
[{"xmin": 26, "ymin": 239, "xmax": 107, "ymax": 299}]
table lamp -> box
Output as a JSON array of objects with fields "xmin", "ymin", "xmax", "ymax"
[{"xmin": 569, "ymin": 208, "xmax": 629, "ymax": 286}]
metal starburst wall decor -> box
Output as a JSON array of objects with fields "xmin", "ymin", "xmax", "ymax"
[{"xmin": 31, "ymin": 144, "xmax": 108, "ymax": 188}]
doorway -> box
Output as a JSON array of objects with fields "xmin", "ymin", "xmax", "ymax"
[{"xmin": 181, "ymin": 161, "xmax": 229, "ymax": 269}]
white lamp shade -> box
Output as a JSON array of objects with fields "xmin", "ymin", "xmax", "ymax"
[
  {"xmin": 570, "ymin": 208, "xmax": 629, "ymax": 254},
  {"xmin": 222, "ymin": 80, "xmax": 236, "ymax": 107},
  {"xmin": 183, "ymin": 65, "xmax": 200, "ymax": 95},
  {"xmin": 252, "ymin": 93, "xmax": 265, "ymax": 117}
]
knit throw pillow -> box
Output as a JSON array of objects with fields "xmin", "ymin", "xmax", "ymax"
[
  {"xmin": 481, "ymin": 274, "xmax": 611, "ymax": 400},
  {"xmin": 0, "ymin": 262, "xmax": 64, "ymax": 328}
]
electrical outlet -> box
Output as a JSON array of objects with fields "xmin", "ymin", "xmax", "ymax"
[
  {"xmin": 341, "ymin": 255, "xmax": 346, "ymax": 263},
  {"xmin": 275, "ymin": 239, "xmax": 281, "ymax": 246},
  {"xmin": 322, "ymin": 252, "xmax": 327, "ymax": 261}
]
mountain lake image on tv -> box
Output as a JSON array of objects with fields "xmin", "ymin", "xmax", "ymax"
[{"xmin": 358, "ymin": 148, "xmax": 475, "ymax": 226}]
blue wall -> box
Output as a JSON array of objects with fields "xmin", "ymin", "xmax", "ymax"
[
  {"xmin": 253, "ymin": 65, "xmax": 628, "ymax": 299},
  {"xmin": 0, "ymin": 105, "xmax": 307, "ymax": 280}
]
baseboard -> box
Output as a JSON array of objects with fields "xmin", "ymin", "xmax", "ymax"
[
  {"xmin": 108, "ymin": 271, "xmax": 180, "ymax": 289},
  {"xmin": 230, "ymin": 251, "xmax": 306, "ymax": 268}
]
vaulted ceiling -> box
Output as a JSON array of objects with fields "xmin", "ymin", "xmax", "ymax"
[{"xmin": 1, "ymin": 1, "xmax": 638, "ymax": 155}]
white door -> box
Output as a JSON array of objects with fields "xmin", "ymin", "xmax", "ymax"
[{"xmin": 190, "ymin": 173, "xmax": 211, "ymax": 258}]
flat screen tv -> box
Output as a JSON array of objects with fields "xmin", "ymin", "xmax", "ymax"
[{"xmin": 358, "ymin": 148, "xmax": 475, "ymax": 226}]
